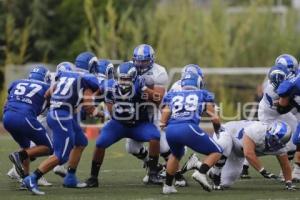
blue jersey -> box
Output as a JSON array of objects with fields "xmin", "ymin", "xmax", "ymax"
[
  {"xmin": 5, "ymin": 79, "xmax": 50, "ymax": 116},
  {"xmin": 277, "ymin": 74, "xmax": 300, "ymax": 108},
  {"xmin": 163, "ymin": 89, "xmax": 214, "ymax": 125},
  {"xmin": 104, "ymin": 79, "xmax": 149, "ymax": 125},
  {"xmin": 50, "ymin": 71, "xmax": 99, "ymax": 110}
]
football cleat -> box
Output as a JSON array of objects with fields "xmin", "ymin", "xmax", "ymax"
[
  {"xmin": 53, "ymin": 165, "xmax": 67, "ymax": 178},
  {"xmin": 7, "ymin": 165, "xmax": 21, "ymax": 181},
  {"xmin": 208, "ymin": 171, "xmax": 222, "ymax": 190},
  {"xmin": 38, "ymin": 176, "xmax": 52, "ymax": 186},
  {"xmin": 162, "ymin": 184, "xmax": 177, "ymax": 194},
  {"xmin": 181, "ymin": 153, "xmax": 201, "ymax": 174},
  {"xmin": 8, "ymin": 152, "xmax": 25, "ymax": 178},
  {"xmin": 147, "ymin": 171, "xmax": 163, "ymax": 185},
  {"xmin": 174, "ymin": 173, "xmax": 188, "ymax": 187},
  {"xmin": 19, "ymin": 182, "xmax": 27, "ymax": 190},
  {"xmin": 63, "ymin": 173, "xmax": 87, "ymax": 188},
  {"xmin": 192, "ymin": 170, "xmax": 212, "ymax": 192},
  {"xmin": 83, "ymin": 177, "xmax": 99, "ymax": 188},
  {"xmin": 240, "ymin": 165, "xmax": 251, "ymax": 179},
  {"xmin": 23, "ymin": 174, "xmax": 45, "ymax": 195}
]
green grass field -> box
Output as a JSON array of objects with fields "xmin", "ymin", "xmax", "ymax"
[{"xmin": 0, "ymin": 134, "xmax": 299, "ymax": 200}]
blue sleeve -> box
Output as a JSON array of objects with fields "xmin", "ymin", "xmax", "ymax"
[
  {"xmin": 277, "ymin": 80, "xmax": 293, "ymax": 97},
  {"xmin": 202, "ymin": 90, "xmax": 215, "ymax": 102},
  {"xmin": 82, "ymin": 74, "xmax": 99, "ymax": 92},
  {"xmin": 104, "ymin": 80, "xmax": 115, "ymax": 103}
]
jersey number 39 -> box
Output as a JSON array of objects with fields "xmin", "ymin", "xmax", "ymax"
[{"xmin": 172, "ymin": 94, "xmax": 199, "ymax": 113}]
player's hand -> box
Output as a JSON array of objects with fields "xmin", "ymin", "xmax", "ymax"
[
  {"xmin": 137, "ymin": 76, "xmax": 147, "ymax": 91},
  {"xmin": 285, "ymin": 181, "xmax": 296, "ymax": 191},
  {"xmin": 259, "ymin": 168, "xmax": 278, "ymax": 179}
]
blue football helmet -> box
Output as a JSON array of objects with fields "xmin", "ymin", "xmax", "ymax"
[
  {"xmin": 89, "ymin": 59, "xmax": 114, "ymax": 80},
  {"xmin": 181, "ymin": 64, "xmax": 204, "ymax": 78},
  {"xmin": 275, "ymin": 54, "xmax": 298, "ymax": 77},
  {"xmin": 28, "ymin": 65, "xmax": 51, "ymax": 84},
  {"xmin": 56, "ymin": 62, "xmax": 75, "ymax": 73},
  {"xmin": 268, "ymin": 64, "xmax": 289, "ymax": 89},
  {"xmin": 181, "ymin": 72, "xmax": 203, "ymax": 90},
  {"xmin": 74, "ymin": 51, "xmax": 98, "ymax": 72},
  {"xmin": 265, "ymin": 121, "xmax": 291, "ymax": 152},
  {"xmin": 132, "ymin": 44, "xmax": 155, "ymax": 74},
  {"xmin": 116, "ymin": 62, "xmax": 137, "ymax": 94}
]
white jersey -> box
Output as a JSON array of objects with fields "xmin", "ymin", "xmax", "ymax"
[
  {"xmin": 258, "ymin": 82, "xmax": 279, "ymax": 120},
  {"xmin": 142, "ymin": 63, "xmax": 168, "ymax": 87},
  {"xmin": 216, "ymin": 121, "xmax": 287, "ymax": 157}
]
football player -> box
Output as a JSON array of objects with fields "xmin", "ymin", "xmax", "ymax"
[
  {"xmin": 277, "ymin": 67, "xmax": 300, "ymax": 182},
  {"xmin": 208, "ymin": 120, "xmax": 295, "ymax": 190},
  {"xmin": 22, "ymin": 60, "xmax": 101, "ymax": 195},
  {"xmin": 242, "ymin": 54, "xmax": 299, "ymax": 179},
  {"xmin": 125, "ymin": 44, "xmax": 169, "ymax": 184},
  {"xmin": 4, "ymin": 66, "xmax": 53, "ymax": 185},
  {"xmin": 84, "ymin": 62, "xmax": 163, "ymax": 187},
  {"xmin": 160, "ymin": 72, "xmax": 222, "ymax": 194}
]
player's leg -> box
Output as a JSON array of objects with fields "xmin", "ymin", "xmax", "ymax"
[
  {"xmin": 291, "ymin": 122, "xmax": 300, "ymax": 182},
  {"xmin": 23, "ymin": 109, "xmax": 74, "ymax": 195},
  {"xmin": 4, "ymin": 111, "xmax": 52, "ymax": 178},
  {"xmin": 163, "ymin": 125, "xmax": 185, "ymax": 194},
  {"xmin": 183, "ymin": 124, "xmax": 222, "ymax": 192},
  {"xmin": 220, "ymin": 153, "xmax": 244, "ymax": 188},
  {"xmin": 63, "ymin": 115, "xmax": 88, "ymax": 188},
  {"xmin": 84, "ymin": 120, "xmax": 126, "ymax": 187},
  {"xmin": 130, "ymin": 122, "xmax": 162, "ymax": 185},
  {"xmin": 279, "ymin": 113, "xmax": 300, "ymax": 181}
]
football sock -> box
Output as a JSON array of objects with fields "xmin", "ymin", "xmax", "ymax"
[
  {"xmin": 91, "ymin": 160, "xmax": 101, "ymax": 178},
  {"xmin": 165, "ymin": 172, "xmax": 174, "ymax": 186},
  {"xmin": 148, "ymin": 155, "xmax": 159, "ymax": 171},
  {"xmin": 67, "ymin": 167, "xmax": 76, "ymax": 174},
  {"xmin": 19, "ymin": 150, "xmax": 29, "ymax": 162},
  {"xmin": 34, "ymin": 169, "xmax": 44, "ymax": 180},
  {"xmin": 198, "ymin": 163, "xmax": 210, "ymax": 174}
]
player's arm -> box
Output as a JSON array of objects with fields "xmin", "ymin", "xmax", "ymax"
[
  {"xmin": 82, "ymin": 88, "xmax": 103, "ymax": 118},
  {"xmin": 160, "ymin": 105, "xmax": 171, "ymax": 130},
  {"xmin": 44, "ymin": 83, "xmax": 57, "ymax": 99},
  {"xmin": 276, "ymin": 154, "xmax": 292, "ymax": 182},
  {"xmin": 205, "ymin": 102, "xmax": 221, "ymax": 133},
  {"xmin": 243, "ymin": 135, "xmax": 277, "ymax": 179}
]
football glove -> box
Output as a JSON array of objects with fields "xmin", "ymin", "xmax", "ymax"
[{"xmin": 259, "ymin": 168, "xmax": 278, "ymax": 179}]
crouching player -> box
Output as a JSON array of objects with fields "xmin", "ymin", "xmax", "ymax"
[
  {"xmin": 3, "ymin": 66, "xmax": 53, "ymax": 183},
  {"xmin": 208, "ymin": 120, "xmax": 295, "ymax": 190},
  {"xmin": 160, "ymin": 72, "xmax": 222, "ymax": 194}
]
